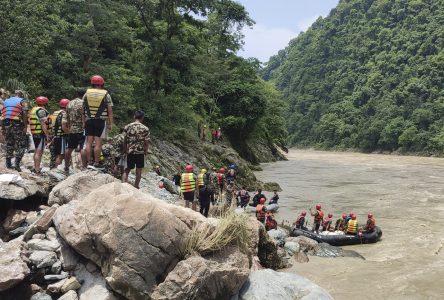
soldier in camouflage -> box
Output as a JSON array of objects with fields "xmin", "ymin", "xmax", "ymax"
[{"xmin": 1, "ymin": 90, "xmax": 28, "ymax": 171}]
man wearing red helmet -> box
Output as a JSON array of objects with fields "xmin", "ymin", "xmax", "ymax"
[
  {"xmin": 322, "ymin": 213, "xmax": 334, "ymax": 232},
  {"xmin": 216, "ymin": 167, "xmax": 225, "ymax": 200},
  {"xmin": 82, "ymin": 75, "xmax": 113, "ymax": 169},
  {"xmin": 256, "ymin": 197, "xmax": 267, "ymax": 223},
  {"xmin": 29, "ymin": 96, "xmax": 51, "ymax": 174},
  {"xmin": 181, "ymin": 165, "xmax": 198, "ymax": 211},
  {"xmin": 346, "ymin": 214, "xmax": 359, "ymax": 235},
  {"xmin": 1, "ymin": 90, "xmax": 28, "ymax": 171},
  {"xmin": 48, "ymin": 99, "xmax": 70, "ymax": 169},
  {"xmin": 335, "ymin": 213, "xmax": 348, "ymax": 231},
  {"xmin": 293, "ymin": 211, "xmax": 307, "ymax": 229},
  {"xmin": 310, "ymin": 204, "xmax": 324, "ymax": 233},
  {"xmin": 362, "ymin": 213, "xmax": 376, "ymax": 233}
]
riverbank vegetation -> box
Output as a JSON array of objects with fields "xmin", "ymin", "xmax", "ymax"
[
  {"xmin": 263, "ymin": 0, "xmax": 444, "ymax": 155},
  {"xmin": 0, "ymin": 0, "xmax": 287, "ymax": 161}
]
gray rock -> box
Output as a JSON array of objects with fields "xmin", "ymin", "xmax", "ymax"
[
  {"xmin": 29, "ymin": 250, "xmax": 58, "ymax": 269},
  {"xmin": 32, "ymin": 234, "xmax": 47, "ymax": 240},
  {"xmin": 9, "ymin": 225, "xmax": 28, "ymax": 236},
  {"xmin": 308, "ymin": 243, "xmax": 365, "ymax": 259},
  {"xmin": 54, "ymin": 182, "xmax": 208, "ymax": 299},
  {"xmin": 74, "ymin": 264, "xmax": 117, "ymax": 300},
  {"xmin": 45, "ymin": 272, "xmax": 69, "ymax": 281},
  {"xmin": 34, "ymin": 206, "xmax": 58, "ymax": 233},
  {"xmin": 293, "ymin": 252, "xmax": 309, "ymax": 263},
  {"xmin": 0, "ymin": 178, "xmax": 46, "ymax": 201},
  {"xmin": 51, "ymin": 260, "xmax": 62, "ymax": 274},
  {"xmin": 267, "ymin": 228, "xmax": 288, "ymax": 247},
  {"xmin": 46, "ymin": 227, "xmax": 58, "ymax": 241},
  {"xmin": 239, "ymin": 269, "xmax": 332, "ymax": 300},
  {"xmin": 31, "ymin": 283, "xmax": 43, "ymax": 294},
  {"xmin": 58, "ymin": 290, "xmax": 79, "ymax": 300},
  {"xmin": 48, "ymin": 170, "xmax": 118, "ymax": 206},
  {"xmin": 0, "ymin": 239, "xmax": 30, "ymax": 291},
  {"xmin": 257, "ymin": 226, "xmax": 283, "ymax": 270},
  {"xmin": 27, "ymin": 238, "xmax": 61, "ymax": 252},
  {"xmin": 2, "ymin": 209, "xmax": 28, "ymax": 232},
  {"xmin": 31, "ymin": 292, "xmax": 52, "ymax": 300},
  {"xmin": 284, "ymin": 241, "xmax": 300, "ymax": 255},
  {"xmin": 26, "ymin": 211, "xmax": 40, "ymax": 225},
  {"xmin": 58, "ymin": 239, "xmax": 79, "ymax": 271},
  {"xmin": 291, "ymin": 236, "xmax": 318, "ymax": 252},
  {"xmin": 48, "ymin": 278, "xmax": 67, "ymax": 293},
  {"xmin": 61, "ymin": 277, "xmax": 81, "ymax": 293},
  {"xmin": 23, "ymin": 224, "xmax": 38, "ymax": 242}
]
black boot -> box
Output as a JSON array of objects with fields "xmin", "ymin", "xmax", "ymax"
[
  {"xmin": 6, "ymin": 158, "xmax": 13, "ymax": 169},
  {"xmin": 14, "ymin": 158, "xmax": 22, "ymax": 172}
]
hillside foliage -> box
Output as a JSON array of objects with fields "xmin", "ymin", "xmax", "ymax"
[
  {"xmin": 263, "ymin": 0, "xmax": 444, "ymax": 154},
  {"xmin": 0, "ymin": 0, "xmax": 287, "ymax": 159}
]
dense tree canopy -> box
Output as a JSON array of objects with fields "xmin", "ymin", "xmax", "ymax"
[
  {"xmin": 263, "ymin": 0, "xmax": 444, "ymax": 154},
  {"xmin": 0, "ymin": 0, "xmax": 287, "ymax": 159}
]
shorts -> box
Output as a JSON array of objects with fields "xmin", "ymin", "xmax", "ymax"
[
  {"xmin": 67, "ymin": 133, "xmax": 85, "ymax": 149},
  {"xmin": 85, "ymin": 119, "xmax": 106, "ymax": 138},
  {"xmin": 33, "ymin": 135, "xmax": 46, "ymax": 151},
  {"xmin": 53, "ymin": 137, "xmax": 67, "ymax": 156},
  {"xmin": 126, "ymin": 153, "xmax": 145, "ymax": 169},
  {"xmin": 183, "ymin": 191, "xmax": 195, "ymax": 202}
]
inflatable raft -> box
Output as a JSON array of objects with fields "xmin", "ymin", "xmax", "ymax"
[
  {"xmin": 290, "ymin": 227, "xmax": 382, "ymax": 246},
  {"xmin": 244, "ymin": 203, "xmax": 280, "ymax": 213}
]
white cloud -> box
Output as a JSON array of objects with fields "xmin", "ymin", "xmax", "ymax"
[{"xmin": 239, "ymin": 24, "xmax": 298, "ymax": 62}]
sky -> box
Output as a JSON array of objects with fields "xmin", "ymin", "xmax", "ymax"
[{"xmin": 237, "ymin": 0, "xmax": 339, "ymax": 62}]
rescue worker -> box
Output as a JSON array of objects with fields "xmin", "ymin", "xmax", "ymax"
[
  {"xmin": 83, "ymin": 75, "xmax": 114, "ymax": 169},
  {"xmin": 172, "ymin": 168, "xmax": 181, "ymax": 195},
  {"xmin": 49, "ymin": 99, "xmax": 69, "ymax": 169},
  {"xmin": 236, "ymin": 187, "xmax": 250, "ymax": 208},
  {"xmin": 109, "ymin": 128, "xmax": 125, "ymax": 177},
  {"xmin": 216, "ymin": 127, "xmax": 222, "ymax": 141},
  {"xmin": 198, "ymin": 182, "xmax": 214, "ymax": 217},
  {"xmin": 226, "ymin": 181, "xmax": 235, "ymax": 207},
  {"xmin": 226, "ymin": 165, "xmax": 236, "ymax": 184},
  {"xmin": 154, "ymin": 165, "xmax": 161, "ymax": 176},
  {"xmin": 211, "ymin": 128, "xmax": 217, "ymax": 144},
  {"xmin": 293, "ymin": 211, "xmax": 307, "ymax": 229},
  {"xmin": 346, "ymin": 214, "xmax": 358, "ymax": 235},
  {"xmin": 335, "ymin": 213, "xmax": 348, "ymax": 231},
  {"xmin": 198, "ymin": 168, "xmax": 207, "ymax": 189},
  {"xmin": 265, "ymin": 213, "xmax": 278, "ymax": 231},
  {"xmin": 256, "ymin": 198, "xmax": 267, "ymax": 223},
  {"xmin": 322, "ymin": 213, "xmax": 333, "ymax": 232},
  {"xmin": 216, "ymin": 167, "xmax": 225, "ymax": 199},
  {"xmin": 122, "ymin": 110, "xmax": 150, "ymax": 189},
  {"xmin": 250, "ymin": 189, "xmax": 265, "ymax": 207},
  {"xmin": 201, "ymin": 124, "xmax": 207, "ymax": 141},
  {"xmin": 181, "ymin": 165, "xmax": 198, "ymax": 211},
  {"xmin": 310, "ymin": 204, "xmax": 324, "ymax": 233},
  {"xmin": 29, "ymin": 96, "xmax": 51, "ymax": 174},
  {"xmin": 269, "ymin": 191, "xmax": 279, "ymax": 204},
  {"xmin": 64, "ymin": 89, "xmax": 87, "ymax": 171},
  {"xmin": 362, "ymin": 213, "xmax": 376, "ymax": 233},
  {"xmin": 1, "ymin": 90, "xmax": 28, "ymax": 171}
]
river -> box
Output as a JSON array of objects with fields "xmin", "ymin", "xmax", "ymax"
[{"xmin": 256, "ymin": 150, "xmax": 444, "ymax": 300}]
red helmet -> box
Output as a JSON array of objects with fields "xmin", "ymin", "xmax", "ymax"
[
  {"xmin": 315, "ymin": 204, "xmax": 321, "ymax": 210},
  {"xmin": 351, "ymin": 214, "xmax": 357, "ymax": 220},
  {"xmin": 368, "ymin": 213, "xmax": 373, "ymax": 219},
  {"xmin": 301, "ymin": 211, "xmax": 307, "ymax": 216},
  {"xmin": 90, "ymin": 75, "xmax": 105, "ymax": 86},
  {"xmin": 328, "ymin": 213, "xmax": 333, "ymax": 218},
  {"xmin": 36, "ymin": 96, "xmax": 49, "ymax": 106},
  {"xmin": 259, "ymin": 197, "xmax": 266, "ymax": 204},
  {"xmin": 219, "ymin": 168, "xmax": 225, "ymax": 173},
  {"xmin": 59, "ymin": 98, "xmax": 70, "ymax": 108},
  {"xmin": 342, "ymin": 213, "xmax": 347, "ymax": 219},
  {"xmin": 185, "ymin": 165, "xmax": 193, "ymax": 172}
]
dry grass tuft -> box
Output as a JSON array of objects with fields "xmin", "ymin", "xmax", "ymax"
[{"xmin": 184, "ymin": 211, "xmax": 251, "ymax": 257}]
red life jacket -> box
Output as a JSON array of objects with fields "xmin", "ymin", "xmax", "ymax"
[
  {"xmin": 366, "ymin": 218, "xmax": 376, "ymax": 231},
  {"xmin": 266, "ymin": 218, "xmax": 277, "ymax": 230},
  {"xmin": 217, "ymin": 173, "xmax": 224, "ymax": 185},
  {"xmin": 314, "ymin": 210, "xmax": 324, "ymax": 223},
  {"xmin": 256, "ymin": 204, "xmax": 266, "ymax": 219}
]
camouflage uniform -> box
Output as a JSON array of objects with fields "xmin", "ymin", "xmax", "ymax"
[
  {"xmin": 64, "ymin": 98, "xmax": 84, "ymax": 135},
  {"xmin": 110, "ymin": 133, "xmax": 125, "ymax": 158},
  {"xmin": 101, "ymin": 143, "xmax": 116, "ymax": 176},
  {"xmin": 123, "ymin": 122, "xmax": 150, "ymax": 155},
  {"xmin": 4, "ymin": 122, "xmax": 27, "ymax": 160}
]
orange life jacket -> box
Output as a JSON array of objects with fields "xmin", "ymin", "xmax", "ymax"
[
  {"xmin": 256, "ymin": 204, "xmax": 266, "ymax": 220},
  {"xmin": 366, "ymin": 218, "xmax": 376, "ymax": 231},
  {"xmin": 314, "ymin": 210, "xmax": 324, "ymax": 223}
]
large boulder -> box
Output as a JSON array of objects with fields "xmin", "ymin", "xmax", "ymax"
[
  {"xmin": 2, "ymin": 209, "xmax": 28, "ymax": 232},
  {"xmin": 0, "ymin": 239, "xmax": 30, "ymax": 291},
  {"xmin": 0, "ymin": 174, "xmax": 46, "ymax": 200},
  {"xmin": 48, "ymin": 170, "xmax": 117, "ymax": 206},
  {"xmin": 54, "ymin": 182, "xmax": 210, "ymax": 300},
  {"xmin": 238, "ymin": 269, "xmax": 332, "ymax": 300},
  {"xmin": 257, "ymin": 226, "xmax": 283, "ymax": 270}
]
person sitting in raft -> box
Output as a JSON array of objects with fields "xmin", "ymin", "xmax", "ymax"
[
  {"xmin": 362, "ymin": 213, "xmax": 376, "ymax": 233},
  {"xmin": 322, "ymin": 213, "xmax": 334, "ymax": 232},
  {"xmin": 269, "ymin": 191, "xmax": 279, "ymax": 205},
  {"xmin": 346, "ymin": 214, "xmax": 358, "ymax": 235},
  {"xmin": 293, "ymin": 211, "xmax": 307, "ymax": 230},
  {"xmin": 255, "ymin": 198, "xmax": 267, "ymax": 223},
  {"xmin": 335, "ymin": 213, "xmax": 348, "ymax": 231},
  {"xmin": 265, "ymin": 213, "xmax": 278, "ymax": 231},
  {"xmin": 310, "ymin": 204, "xmax": 324, "ymax": 233},
  {"xmin": 250, "ymin": 189, "xmax": 265, "ymax": 207}
]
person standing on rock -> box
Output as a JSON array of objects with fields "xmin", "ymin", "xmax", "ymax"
[
  {"xmin": 293, "ymin": 211, "xmax": 307, "ymax": 229},
  {"xmin": 236, "ymin": 187, "xmax": 250, "ymax": 208},
  {"xmin": 181, "ymin": 165, "xmax": 198, "ymax": 211},
  {"xmin": 172, "ymin": 168, "xmax": 182, "ymax": 195},
  {"xmin": 310, "ymin": 204, "xmax": 324, "ymax": 233},
  {"xmin": 216, "ymin": 167, "xmax": 225, "ymax": 201},
  {"xmin": 198, "ymin": 168, "xmax": 207, "ymax": 189},
  {"xmin": 29, "ymin": 96, "xmax": 51, "ymax": 174},
  {"xmin": 256, "ymin": 198, "xmax": 267, "ymax": 223},
  {"xmin": 83, "ymin": 75, "xmax": 113, "ymax": 169},
  {"xmin": 198, "ymin": 182, "xmax": 214, "ymax": 217},
  {"xmin": 64, "ymin": 89, "xmax": 87, "ymax": 171},
  {"xmin": 122, "ymin": 110, "xmax": 150, "ymax": 189},
  {"xmin": 49, "ymin": 99, "xmax": 70, "ymax": 169},
  {"xmin": 1, "ymin": 90, "xmax": 28, "ymax": 171}
]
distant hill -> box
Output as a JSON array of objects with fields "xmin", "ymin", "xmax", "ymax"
[{"xmin": 263, "ymin": 0, "xmax": 444, "ymax": 153}]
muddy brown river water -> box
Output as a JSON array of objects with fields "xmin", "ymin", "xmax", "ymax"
[{"xmin": 256, "ymin": 150, "xmax": 444, "ymax": 300}]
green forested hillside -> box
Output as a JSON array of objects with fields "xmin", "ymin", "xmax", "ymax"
[
  {"xmin": 0, "ymin": 0, "xmax": 286, "ymax": 160},
  {"xmin": 263, "ymin": 0, "xmax": 444, "ymax": 153}
]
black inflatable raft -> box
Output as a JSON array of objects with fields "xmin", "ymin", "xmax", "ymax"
[{"xmin": 290, "ymin": 227, "xmax": 382, "ymax": 246}]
